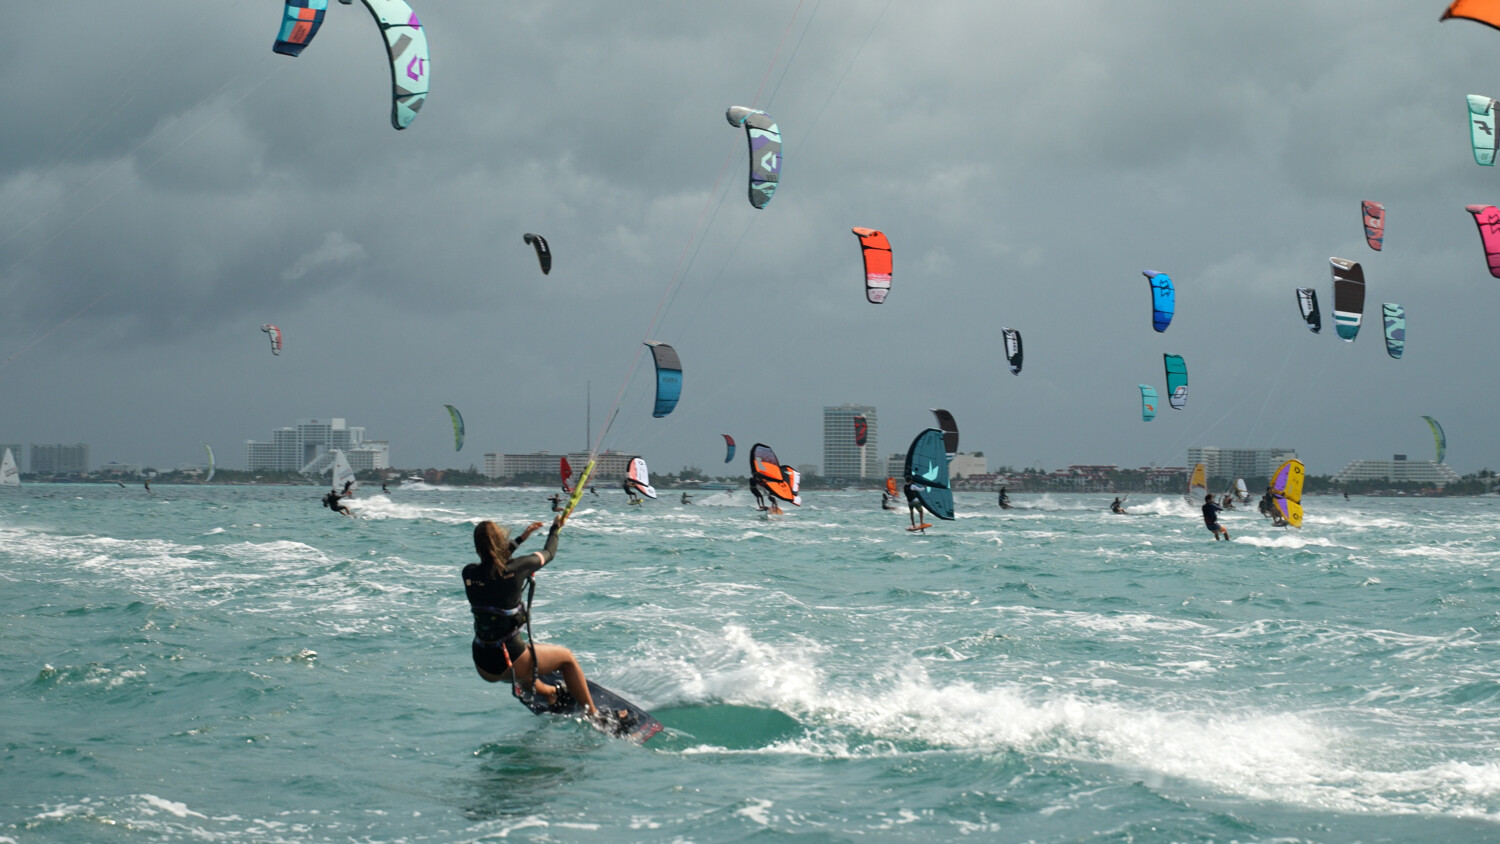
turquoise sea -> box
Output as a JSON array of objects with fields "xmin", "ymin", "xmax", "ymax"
[{"xmin": 4, "ymin": 484, "xmax": 1500, "ymax": 843}]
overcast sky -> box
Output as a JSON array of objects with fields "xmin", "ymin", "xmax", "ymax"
[{"xmin": 2, "ymin": 1, "xmax": 1497, "ymax": 476}]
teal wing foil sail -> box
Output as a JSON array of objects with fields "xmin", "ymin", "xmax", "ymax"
[
  {"xmin": 342, "ymin": 0, "xmax": 429, "ymax": 130},
  {"xmin": 1469, "ymin": 95, "xmax": 1498, "ymax": 166},
  {"xmin": 1143, "ymin": 270, "xmax": 1175, "ymax": 332},
  {"xmin": 444, "ymin": 404, "xmax": 464, "ymax": 451},
  {"xmin": 274, "ymin": 1, "xmax": 329, "ymax": 56},
  {"xmin": 201, "ymin": 443, "xmax": 215, "ymax": 483},
  {"xmin": 726, "ymin": 107, "xmax": 782, "ymax": 209},
  {"xmin": 1138, "ymin": 384, "xmax": 1158, "ymax": 421},
  {"xmin": 645, "ymin": 341, "xmax": 682, "ymax": 418},
  {"xmin": 1382, "ymin": 303, "xmax": 1406, "ymax": 359},
  {"xmin": 1422, "ymin": 416, "xmax": 1447, "ymax": 463},
  {"xmin": 1163, "ymin": 354, "xmax": 1188, "ymax": 410},
  {"xmin": 1331, "ymin": 258, "xmax": 1365, "ymax": 342},
  {"xmin": 903, "ymin": 428, "xmax": 955, "ymax": 520}
]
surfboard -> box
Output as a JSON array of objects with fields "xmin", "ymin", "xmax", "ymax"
[
  {"xmin": 514, "ymin": 671, "xmax": 662, "ymax": 744},
  {"xmin": 907, "ymin": 523, "xmax": 932, "ymax": 532}
]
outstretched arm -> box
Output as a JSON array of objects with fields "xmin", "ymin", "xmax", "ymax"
[{"xmin": 509, "ymin": 521, "xmax": 545, "ymax": 551}]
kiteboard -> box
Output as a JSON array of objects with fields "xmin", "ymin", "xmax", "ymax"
[
  {"xmin": 907, "ymin": 523, "xmax": 933, "ymax": 532},
  {"xmin": 514, "ymin": 671, "xmax": 662, "ymax": 744}
]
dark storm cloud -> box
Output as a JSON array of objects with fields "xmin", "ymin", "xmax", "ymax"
[{"xmin": 0, "ymin": 1, "xmax": 1494, "ymax": 475}]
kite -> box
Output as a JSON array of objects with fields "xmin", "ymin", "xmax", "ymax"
[
  {"xmin": 1296, "ymin": 287, "xmax": 1322, "ymax": 334},
  {"xmin": 1443, "ymin": 0, "xmax": 1500, "ymax": 32},
  {"xmin": 1138, "ymin": 384, "xmax": 1158, "ymax": 422},
  {"xmin": 444, "ymin": 404, "xmax": 464, "ymax": 451},
  {"xmin": 1330, "ymin": 257, "xmax": 1366, "ymax": 341},
  {"xmin": 1382, "ymin": 303, "xmax": 1406, "ymax": 359},
  {"xmin": 853, "ymin": 228, "xmax": 892, "ymax": 303},
  {"xmin": 1464, "ymin": 205, "xmax": 1500, "ymax": 277},
  {"xmin": 1467, "ymin": 95, "xmax": 1498, "ymax": 166},
  {"xmin": 523, "ymin": 233, "xmax": 551, "ymax": 275},
  {"xmin": 726, "ymin": 107, "xmax": 782, "ymax": 209},
  {"xmin": 274, "ymin": 0, "xmax": 429, "ymax": 130},
  {"xmin": 644, "ymin": 341, "xmax": 682, "ymax": 418},
  {"xmin": 1003, "ymin": 327, "xmax": 1023, "ymax": 375},
  {"xmin": 1143, "ymin": 270, "xmax": 1175, "ymax": 332},
  {"xmin": 854, "ymin": 415, "xmax": 868, "ymax": 447},
  {"xmin": 1362, "ymin": 201, "xmax": 1385, "ymax": 251},
  {"xmin": 1421, "ymin": 416, "xmax": 1447, "ymax": 463},
  {"xmin": 1163, "ymin": 354, "xmax": 1188, "ymax": 410},
  {"xmin": 261, "ymin": 324, "xmax": 283, "ymax": 355},
  {"xmin": 722, "ymin": 434, "xmax": 736, "ymax": 464}
]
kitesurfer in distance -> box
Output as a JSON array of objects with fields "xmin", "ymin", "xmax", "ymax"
[
  {"xmin": 144, "ymin": 480, "xmax": 151, "ymax": 494},
  {"xmin": 1110, "ymin": 496, "xmax": 1127, "ymax": 515},
  {"xmin": 1202, "ymin": 495, "xmax": 1230, "ymax": 540},
  {"xmin": 998, "ymin": 487, "xmax": 1011, "ymax": 509},
  {"xmin": 1220, "ymin": 492, "xmax": 1235, "ymax": 511},
  {"xmin": 589, "ymin": 486, "xmax": 598, "ymax": 496},
  {"xmin": 322, "ymin": 488, "xmax": 353, "ymax": 517},
  {"xmin": 381, "ymin": 481, "xmax": 390, "ymax": 494},
  {"xmin": 680, "ymin": 492, "xmax": 692, "ymax": 505},
  {"xmin": 548, "ymin": 494, "xmax": 564, "ymax": 513},
  {"xmin": 342, "ymin": 480, "xmax": 355, "ymax": 497},
  {"xmin": 881, "ymin": 491, "xmax": 898, "ymax": 511},
  {"xmin": 464, "ymin": 518, "xmax": 607, "ymax": 722}
]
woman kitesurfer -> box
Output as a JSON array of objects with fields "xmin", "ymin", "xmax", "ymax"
[{"xmin": 464, "ymin": 517, "xmax": 601, "ymax": 718}]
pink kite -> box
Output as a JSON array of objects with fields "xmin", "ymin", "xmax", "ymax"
[
  {"xmin": 1465, "ymin": 204, "xmax": 1500, "ymax": 277},
  {"xmin": 1361, "ymin": 201, "xmax": 1384, "ymax": 251}
]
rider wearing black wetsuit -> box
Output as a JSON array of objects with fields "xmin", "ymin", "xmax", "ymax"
[
  {"xmin": 1202, "ymin": 497, "xmax": 1229, "ymax": 540},
  {"xmin": 464, "ymin": 522, "xmax": 551, "ymax": 675}
]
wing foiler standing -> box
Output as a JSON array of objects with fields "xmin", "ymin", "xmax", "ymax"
[
  {"xmin": 903, "ymin": 428, "xmax": 955, "ymax": 533},
  {"xmin": 749, "ymin": 444, "xmax": 800, "ymax": 517}
]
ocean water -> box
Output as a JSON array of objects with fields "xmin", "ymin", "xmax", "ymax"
[{"xmin": 4, "ymin": 484, "xmax": 1500, "ymax": 843}]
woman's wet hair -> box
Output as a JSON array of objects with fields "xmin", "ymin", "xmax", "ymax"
[{"xmin": 474, "ymin": 520, "xmax": 512, "ymax": 572}]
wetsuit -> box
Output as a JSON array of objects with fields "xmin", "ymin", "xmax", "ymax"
[
  {"xmin": 905, "ymin": 483, "xmax": 926, "ymax": 526},
  {"xmin": 751, "ymin": 482, "xmax": 766, "ymax": 510},
  {"xmin": 1202, "ymin": 499, "xmax": 1225, "ymax": 535},
  {"xmin": 1110, "ymin": 499, "xmax": 1125, "ymax": 514},
  {"xmin": 464, "ymin": 527, "xmax": 559, "ymax": 675}
]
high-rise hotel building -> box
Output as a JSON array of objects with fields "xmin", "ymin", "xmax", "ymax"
[{"xmin": 823, "ymin": 404, "xmax": 877, "ymax": 480}]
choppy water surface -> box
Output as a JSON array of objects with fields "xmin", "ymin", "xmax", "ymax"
[{"xmin": 3, "ymin": 484, "xmax": 1500, "ymax": 842}]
